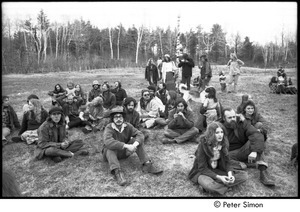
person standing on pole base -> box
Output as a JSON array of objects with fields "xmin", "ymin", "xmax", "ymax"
[{"xmin": 178, "ymin": 53, "xmax": 195, "ymax": 90}]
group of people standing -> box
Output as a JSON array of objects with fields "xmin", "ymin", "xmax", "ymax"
[{"xmin": 4, "ymin": 51, "xmax": 291, "ymax": 196}]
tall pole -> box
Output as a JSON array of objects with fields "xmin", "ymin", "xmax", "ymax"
[{"xmin": 176, "ymin": 15, "xmax": 182, "ymax": 57}]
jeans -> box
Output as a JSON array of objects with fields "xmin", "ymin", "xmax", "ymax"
[
  {"xmin": 198, "ymin": 170, "xmax": 248, "ymax": 195},
  {"xmin": 68, "ymin": 115, "xmax": 92, "ymax": 129},
  {"xmin": 103, "ymin": 138, "xmax": 150, "ymax": 172},
  {"xmin": 229, "ymin": 140, "xmax": 267, "ymax": 167},
  {"xmin": 44, "ymin": 139, "xmax": 85, "ymax": 158},
  {"xmin": 164, "ymin": 127, "xmax": 199, "ymax": 143}
]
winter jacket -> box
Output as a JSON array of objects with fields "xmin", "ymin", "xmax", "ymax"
[
  {"xmin": 102, "ymin": 91, "xmax": 116, "ymax": 110},
  {"xmin": 178, "ymin": 58, "xmax": 195, "ymax": 78},
  {"xmin": 111, "ymin": 88, "xmax": 127, "ymax": 106},
  {"xmin": 219, "ymin": 117, "xmax": 265, "ymax": 153},
  {"xmin": 188, "ymin": 136, "xmax": 232, "ymax": 183},
  {"xmin": 18, "ymin": 109, "xmax": 48, "ymax": 135},
  {"xmin": 88, "ymin": 88, "xmax": 102, "ymax": 102},
  {"xmin": 124, "ymin": 109, "xmax": 140, "ymax": 129},
  {"xmin": 145, "ymin": 64, "xmax": 159, "ymax": 83},
  {"xmin": 103, "ymin": 122, "xmax": 144, "ymax": 151},
  {"xmin": 35, "ymin": 116, "xmax": 67, "ymax": 159},
  {"xmin": 2, "ymin": 105, "xmax": 21, "ymax": 130},
  {"xmin": 167, "ymin": 108, "xmax": 195, "ymax": 130}
]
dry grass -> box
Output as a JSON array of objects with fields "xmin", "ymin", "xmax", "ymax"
[{"xmin": 2, "ymin": 66, "xmax": 298, "ymax": 197}]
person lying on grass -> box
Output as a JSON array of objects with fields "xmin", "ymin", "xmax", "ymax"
[
  {"xmin": 12, "ymin": 99, "xmax": 48, "ymax": 144},
  {"xmin": 219, "ymin": 108, "xmax": 275, "ymax": 187},
  {"xmin": 102, "ymin": 106, "xmax": 163, "ymax": 186},
  {"xmin": 2, "ymin": 95, "xmax": 21, "ymax": 146},
  {"xmin": 161, "ymin": 98, "xmax": 199, "ymax": 144},
  {"xmin": 188, "ymin": 122, "xmax": 248, "ymax": 196},
  {"xmin": 34, "ymin": 107, "xmax": 89, "ymax": 163}
]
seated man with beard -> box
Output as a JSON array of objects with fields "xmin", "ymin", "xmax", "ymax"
[
  {"xmin": 102, "ymin": 106, "xmax": 163, "ymax": 186},
  {"xmin": 136, "ymin": 89, "xmax": 160, "ymax": 129},
  {"xmin": 161, "ymin": 98, "xmax": 199, "ymax": 144},
  {"xmin": 219, "ymin": 108, "xmax": 275, "ymax": 187}
]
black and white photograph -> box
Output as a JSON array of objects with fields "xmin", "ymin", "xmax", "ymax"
[{"xmin": 1, "ymin": 1, "xmax": 297, "ymax": 202}]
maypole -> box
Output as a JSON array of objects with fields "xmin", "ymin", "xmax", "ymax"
[{"xmin": 175, "ymin": 15, "xmax": 183, "ymax": 57}]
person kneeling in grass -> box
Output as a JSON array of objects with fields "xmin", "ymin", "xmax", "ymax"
[
  {"xmin": 34, "ymin": 107, "xmax": 89, "ymax": 163},
  {"xmin": 102, "ymin": 106, "xmax": 163, "ymax": 186},
  {"xmin": 188, "ymin": 122, "xmax": 248, "ymax": 196},
  {"xmin": 161, "ymin": 98, "xmax": 199, "ymax": 144}
]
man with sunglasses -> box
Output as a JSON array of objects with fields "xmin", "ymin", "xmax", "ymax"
[
  {"xmin": 102, "ymin": 106, "xmax": 163, "ymax": 186},
  {"xmin": 35, "ymin": 107, "xmax": 89, "ymax": 163}
]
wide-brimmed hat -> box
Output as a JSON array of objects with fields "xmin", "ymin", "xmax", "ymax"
[
  {"xmin": 109, "ymin": 106, "xmax": 125, "ymax": 116},
  {"xmin": 93, "ymin": 80, "xmax": 100, "ymax": 85}
]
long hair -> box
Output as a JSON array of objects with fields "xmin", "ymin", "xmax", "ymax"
[
  {"xmin": 29, "ymin": 99, "xmax": 42, "ymax": 123},
  {"xmin": 241, "ymin": 100, "xmax": 259, "ymax": 119},
  {"xmin": 124, "ymin": 97, "xmax": 137, "ymax": 108},
  {"xmin": 205, "ymin": 87, "xmax": 217, "ymax": 103},
  {"xmin": 174, "ymin": 98, "xmax": 188, "ymax": 110},
  {"xmin": 230, "ymin": 53, "xmax": 237, "ymax": 60},
  {"xmin": 146, "ymin": 58, "xmax": 154, "ymax": 66},
  {"xmin": 88, "ymin": 97, "xmax": 104, "ymax": 117},
  {"xmin": 167, "ymin": 90, "xmax": 178, "ymax": 106},
  {"xmin": 115, "ymin": 81, "xmax": 122, "ymax": 89},
  {"xmin": 139, "ymin": 89, "xmax": 152, "ymax": 110},
  {"xmin": 200, "ymin": 122, "xmax": 229, "ymax": 158},
  {"xmin": 54, "ymin": 84, "xmax": 63, "ymax": 92}
]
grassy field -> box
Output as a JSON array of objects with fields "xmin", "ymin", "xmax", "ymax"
[{"xmin": 2, "ymin": 66, "xmax": 298, "ymax": 197}]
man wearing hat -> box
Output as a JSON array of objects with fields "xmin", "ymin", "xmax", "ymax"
[
  {"xmin": 102, "ymin": 106, "xmax": 163, "ymax": 186},
  {"xmin": 35, "ymin": 107, "xmax": 89, "ymax": 163},
  {"xmin": 88, "ymin": 80, "xmax": 102, "ymax": 102},
  {"xmin": 199, "ymin": 55, "xmax": 212, "ymax": 92},
  {"xmin": 178, "ymin": 53, "xmax": 195, "ymax": 90}
]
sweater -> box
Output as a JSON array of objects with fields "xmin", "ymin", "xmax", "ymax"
[
  {"xmin": 124, "ymin": 110, "xmax": 140, "ymax": 129},
  {"xmin": 102, "ymin": 91, "xmax": 116, "ymax": 110},
  {"xmin": 103, "ymin": 122, "xmax": 144, "ymax": 151},
  {"xmin": 18, "ymin": 109, "xmax": 48, "ymax": 135},
  {"xmin": 111, "ymin": 88, "xmax": 127, "ymax": 106},
  {"xmin": 167, "ymin": 108, "xmax": 195, "ymax": 130}
]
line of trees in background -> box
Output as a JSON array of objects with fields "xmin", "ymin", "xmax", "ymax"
[{"xmin": 2, "ymin": 10, "xmax": 297, "ymax": 74}]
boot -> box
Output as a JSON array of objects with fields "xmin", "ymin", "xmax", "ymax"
[
  {"xmin": 113, "ymin": 169, "xmax": 127, "ymax": 186},
  {"xmin": 142, "ymin": 161, "xmax": 163, "ymax": 175},
  {"xmin": 260, "ymin": 169, "xmax": 275, "ymax": 186}
]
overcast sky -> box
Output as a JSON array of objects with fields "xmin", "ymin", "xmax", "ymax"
[{"xmin": 2, "ymin": 2, "xmax": 297, "ymax": 45}]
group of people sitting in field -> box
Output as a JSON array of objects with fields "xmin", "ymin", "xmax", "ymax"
[
  {"xmin": 2, "ymin": 53, "xmax": 297, "ymax": 196},
  {"xmin": 269, "ymin": 67, "xmax": 297, "ymax": 94}
]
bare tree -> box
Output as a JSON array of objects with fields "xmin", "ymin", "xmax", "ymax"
[
  {"xmin": 108, "ymin": 27, "xmax": 114, "ymax": 59},
  {"xmin": 135, "ymin": 25, "xmax": 144, "ymax": 63}
]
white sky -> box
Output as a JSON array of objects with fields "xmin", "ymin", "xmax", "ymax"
[{"xmin": 2, "ymin": 1, "xmax": 297, "ymax": 45}]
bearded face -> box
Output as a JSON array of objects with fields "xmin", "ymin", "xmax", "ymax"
[
  {"xmin": 224, "ymin": 110, "xmax": 237, "ymax": 129},
  {"xmin": 126, "ymin": 101, "xmax": 135, "ymax": 112}
]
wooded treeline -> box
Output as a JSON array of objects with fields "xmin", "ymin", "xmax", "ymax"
[{"xmin": 2, "ymin": 10, "xmax": 297, "ymax": 74}]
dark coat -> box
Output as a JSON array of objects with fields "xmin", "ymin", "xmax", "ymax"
[
  {"xmin": 88, "ymin": 88, "xmax": 102, "ymax": 102},
  {"xmin": 2, "ymin": 105, "xmax": 20, "ymax": 130},
  {"xmin": 145, "ymin": 64, "xmax": 159, "ymax": 83},
  {"xmin": 102, "ymin": 91, "xmax": 116, "ymax": 110},
  {"xmin": 219, "ymin": 117, "xmax": 265, "ymax": 153},
  {"xmin": 124, "ymin": 109, "xmax": 140, "ymax": 129},
  {"xmin": 188, "ymin": 136, "xmax": 232, "ymax": 183},
  {"xmin": 35, "ymin": 116, "xmax": 67, "ymax": 159},
  {"xmin": 178, "ymin": 58, "xmax": 195, "ymax": 78},
  {"xmin": 18, "ymin": 109, "xmax": 48, "ymax": 135},
  {"xmin": 111, "ymin": 88, "xmax": 127, "ymax": 106}
]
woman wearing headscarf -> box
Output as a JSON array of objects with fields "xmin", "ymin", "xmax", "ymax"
[{"xmin": 161, "ymin": 54, "xmax": 177, "ymax": 91}]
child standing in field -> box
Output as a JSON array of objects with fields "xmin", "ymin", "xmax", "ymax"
[{"xmin": 218, "ymin": 69, "xmax": 227, "ymax": 92}]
